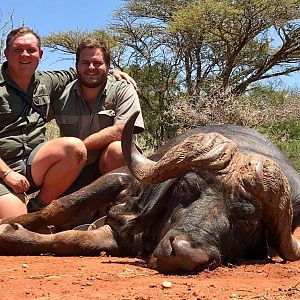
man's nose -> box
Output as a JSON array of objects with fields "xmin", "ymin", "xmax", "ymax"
[
  {"xmin": 20, "ymin": 50, "xmax": 30, "ymax": 57},
  {"xmin": 88, "ymin": 62, "xmax": 96, "ymax": 69}
]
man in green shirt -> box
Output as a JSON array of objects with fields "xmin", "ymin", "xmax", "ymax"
[
  {"xmin": 51, "ymin": 38, "xmax": 144, "ymax": 194},
  {"xmin": 0, "ymin": 27, "xmax": 137, "ymax": 217}
]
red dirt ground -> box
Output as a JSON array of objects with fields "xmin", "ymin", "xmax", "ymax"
[{"xmin": 1, "ymin": 229, "xmax": 300, "ymax": 300}]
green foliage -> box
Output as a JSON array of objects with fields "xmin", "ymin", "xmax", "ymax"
[
  {"xmin": 125, "ymin": 63, "xmax": 181, "ymax": 148},
  {"xmin": 36, "ymin": 2, "xmax": 300, "ymax": 168},
  {"xmin": 167, "ymin": 0, "xmax": 300, "ymax": 94},
  {"xmin": 42, "ymin": 29, "xmax": 117, "ymax": 54},
  {"xmin": 247, "ymin": 84, "xmax": 288, "ymax": 108},
  {"xmin": 248, "ymin": 85, "xmax": 300, "ymax": 171},
  {"xmin": 121, "ymin": 0, "xmax": 190, "ymax": 22},
  {"xmin": 258, "ymin": 120, "xmax": 300, "ymax": 170},
  {"xmin": 112, "ymin": 0, "xmax": 300, "ymax": 98}
]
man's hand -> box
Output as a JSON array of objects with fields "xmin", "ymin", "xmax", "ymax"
[
  {"xmin": 3, "ymin": 171, "xmax": 30, "ymax": 194},
  {"xmin": 110, "ymin": 70, "xmax": 138, "ymax": 90}
]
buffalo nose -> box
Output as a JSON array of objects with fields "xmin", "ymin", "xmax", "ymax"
[
  {"xmin": 171, "ymin": 237, "xmax": 209, "ymax": 268},
  {"xmin": 154, "ymin": 236, "xmax": 210, "ymax": 272}
]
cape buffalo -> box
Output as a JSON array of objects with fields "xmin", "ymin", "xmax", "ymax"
[{"xmin": 0, "ymin": 112, "xmax": 299, "ymax": 273}]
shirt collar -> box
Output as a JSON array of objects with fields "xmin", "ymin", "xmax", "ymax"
[
  {"xmin": 0, "ymin": 61, "xmax": 39, "ymax": 90},
  {"xmin": 0, "ymin": 62, "xmax": 9, "ymax": 84}
]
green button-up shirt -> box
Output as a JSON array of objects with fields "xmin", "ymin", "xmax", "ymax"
[
  {"xmin": 51, "ymin": 74, "xmax": 144, "ymax": 164},
  {"xmin": 0, "ymin": 62, "xmax": 76, "ymax": 165}
]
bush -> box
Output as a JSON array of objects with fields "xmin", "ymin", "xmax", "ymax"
[
  {"xmin": 164, "ymin": 90, "xmax": 300, "ymax": 170},
  {"xmin": 45, "ymin": 90, "xmax": 300, "ymax": 170}
]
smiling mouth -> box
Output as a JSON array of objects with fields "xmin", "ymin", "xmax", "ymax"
[{"xmin": 85, "ymin": 75, "xmax": 99, "ymax": 80}]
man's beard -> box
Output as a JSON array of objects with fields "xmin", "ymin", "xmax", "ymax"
[{"xmin": 77, "ymin": 73, "xmax": 107, "ymax": 88}]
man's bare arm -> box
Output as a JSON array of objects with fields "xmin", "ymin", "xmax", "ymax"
[{"xmin": 83, "ymin": 124, "xmax": 124, "ymax": 151}]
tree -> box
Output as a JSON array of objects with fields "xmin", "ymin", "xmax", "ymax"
[
  {"xmin": 100, "ymin": 0, "xmax": 299, "ymax": 146},
  {"xmin": 42, "ymin": 29, "xmax": 117, "ymax": 65},
  {"xmin": 168, "ymin": 0, "xmax": 300, "ymax": 95},
  {"xmin": 0, "ymin": 10, "xmax": 15, "ymax": 62},
  {"xmin": 42, "ymin": 0, "xmax": 300, "ymax": 148},
  {"xmin": 112, "ymin": 0, "xmax": 300, "ymax": 97}
]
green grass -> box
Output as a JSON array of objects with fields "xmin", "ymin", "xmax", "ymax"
[{"xmin": 258, "ymin": 120, "xmax": 300, "ymax": 171}]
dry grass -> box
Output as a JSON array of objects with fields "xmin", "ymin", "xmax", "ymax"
[
  {"xmin": 45, "ymin": 93, "xmax": 300, "ymax": 168},
  {"xmin": 45, "ymin": 119, "xmax": 60, "ymax": 141},
  {"xmin": 165, "ymin": 92, "xmax": 300, "ymax": 132}
]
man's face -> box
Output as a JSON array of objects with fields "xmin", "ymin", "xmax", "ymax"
[
  {"xmin": 76, "ymin": 48, "xmax": 109, "ymax": 88},
  {"xmin": 4, "ymin": 33, "xmax": 43, "ymax": 79}
]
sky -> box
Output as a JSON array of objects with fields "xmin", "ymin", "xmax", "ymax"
[
  {"xmin": 1, "ymin": 0, "xmax": 122, "ymax": 70},
  {"xmin": 1, "ymin": 0, "xmax": 300, "ymax": 89}
]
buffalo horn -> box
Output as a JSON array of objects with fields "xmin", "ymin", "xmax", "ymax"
[{"xmin": 122, "ymin": 112, "xmax": 237, "ymax": 184}]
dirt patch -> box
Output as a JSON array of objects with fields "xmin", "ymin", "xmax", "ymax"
[
  {"xmin": 1, "ymin": 228, "xmax": 300, "ymax": 300},
  {"xmin": 0, "ymin": 256, "xmax": 300, "ymax": 299}
]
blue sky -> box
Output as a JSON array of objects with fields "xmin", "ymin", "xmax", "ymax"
[
  {"xmin": 1, "ymin": 0, "xmax": 300, "ymax": 89},
  {"xmin": 1, "ymin": 0, "xmax": 122, "ymax": 70}
]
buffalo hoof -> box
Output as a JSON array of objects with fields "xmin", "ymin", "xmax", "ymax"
[{"xmin": 0, "ymin": 223, "xmax": 28, "ymax": 254}]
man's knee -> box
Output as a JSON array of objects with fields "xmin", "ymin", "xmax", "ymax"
[
  {"xmin": 0, "ymin": 193, "xmax": 27, "ymax": 218},
  {"xmin": 49, "ymin": 137, "xmax": 87, "ymax": 169},
  {"xmin": 32, "ymin": 137, "xmax": 87, "ymax": 165},
  {"xmin": 99, "ymin": 141, "xmax": 124, "ymax": 173},
  {"xmin": 29, "ymin": 137, "xmax": 87, "ymax": 192},
  {"xmin": 102, "ymin": 141, "xmax": 122, "ymax": 158},
  {"xmin": 62, "ymin": 137, "xmax": 87, "ymax": 163}
]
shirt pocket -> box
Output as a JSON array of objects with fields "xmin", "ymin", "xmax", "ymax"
[
  {"xmin": 0, "ymin": 95, "xmax": 20, "ymax": 129},
  {"xmin": 32, "ymin": 87, "xmax": 51, "ymax": 118},
  {"xmin": 96, "ymin": 109, "xmax": 115, "ymax": 129},
  {"xmin": 55, "ymin": 115, "xmax": 80, "ymax": 137}
]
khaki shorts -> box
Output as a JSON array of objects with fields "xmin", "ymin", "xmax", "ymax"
[{"xmin": 0, "ymin": 144, "xmax": 43, "ymax": 196}]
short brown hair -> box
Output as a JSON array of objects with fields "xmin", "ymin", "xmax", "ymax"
[
  {"xmin": 6, "ymin": 27, "xmax": 41, "ymax": 49},
  {"xmin": 76, "ymin": 38, "xmax": 110, "ymax": 67}
]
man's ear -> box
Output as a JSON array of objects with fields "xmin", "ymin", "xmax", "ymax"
[
  {"xmin": 39, "ymin": 49, "xmax": 43, "ymax": 59},
  {"xmin": 4, "ymin": 48, "xmax": 8, "ymax": 59}
]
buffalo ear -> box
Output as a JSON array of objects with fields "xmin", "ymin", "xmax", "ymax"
[{"xmin": 121, "ymin": 178, "xmax": 176, "ymax": 236}]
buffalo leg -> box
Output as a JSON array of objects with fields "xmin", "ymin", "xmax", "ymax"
[
  {"xmin": 0, "ymin": 172, "xmax": 131, "ymax": 233},
  {"xmin": 0, "ymin": 223, "xmax": 119, "ymax": 256}
]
